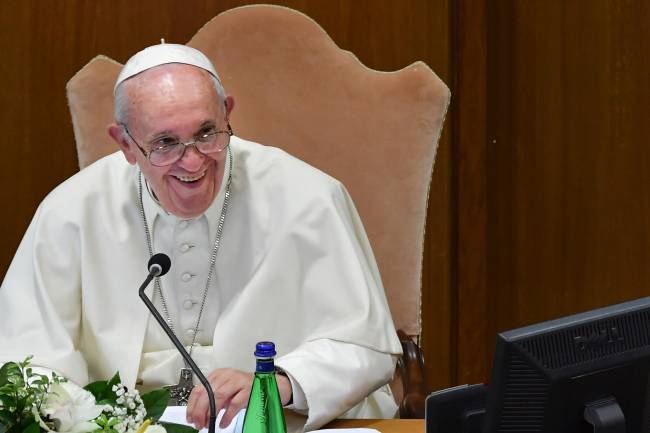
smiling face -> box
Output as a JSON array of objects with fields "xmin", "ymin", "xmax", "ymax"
[{"xmin": 109, "ymin": 64, "xmax": 234, "ymax": 219}]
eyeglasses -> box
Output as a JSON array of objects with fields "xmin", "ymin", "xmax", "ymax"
[{"xmin": 121, "ymin": 122, "xmax": 233, "ymax": 167}]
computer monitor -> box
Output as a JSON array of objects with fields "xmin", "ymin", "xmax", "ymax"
[{"xmin": 484, "ymin": 295, "xmax": 650, "ymax": 433}]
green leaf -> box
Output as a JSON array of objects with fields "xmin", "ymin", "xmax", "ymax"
[
  {"xmin": 85, "ymin": 372, "xmax": 123, "ymax": 404},
  {"xmin": 50, "ymin": 372, "xmax": 64, "ymax": 384},
  {"xmin": 34, "ymin": 374, "xmax": 49, "ymax": 382},
  {"xmin": 106, "ymin": 372, "xmax": 121, "ymax": 392},
  {"xmin": 7, "ymin": 375, "xmax": 23, "ymax": 388},
  {"xmin": 21, "ymin": 421, "xmax": 39, "ymax": 433},
  {"xmin": 0, "ymin": 363, "xmax": 20, "ymax": 387},
  {"xmin": 141, "ymin": 388, "xmax": 170, "ymax": 420},
  {"xmin": 84, "ymin": 380, "xmax": 108, "ymax": 400},
  {"xmin": 96, "ymin": 398, "xmax": 116, "ymax": 407},
  {"xmin": 17, "ymin": 356, "xmax": 33, "ymax": 369},
  {"xmin": 31, "ymin": 378, "xmax": 48, "ymax": 386},
  {"xmin": 6, "ymin": 416, "xmax": 36, "ymax": 433},
  {"xmin": 159, "ymin": 422, "xmax": 199, "ymax": 433},
  {"xmin": 0, "ymin": 394, "xmax": 14, "ymax": 407},
  {"xmin": 0, "ymin": 410, "xmax": 12, "ymax": 424}
]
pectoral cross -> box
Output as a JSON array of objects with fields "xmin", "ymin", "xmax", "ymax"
[{"xmin": 165, "ymin": 368, "xmax": 194, "ymax": 406}]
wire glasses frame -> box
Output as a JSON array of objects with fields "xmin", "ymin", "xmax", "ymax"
[{"xmin": 121, "ymin": 122, "xmax": 233, "ymax": 167}]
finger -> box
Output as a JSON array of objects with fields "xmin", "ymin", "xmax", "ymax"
[
  {"xmin": 189, "ymin": 389, "xmax": 211, "ymax": 429},
  {"xmin": 186, "ymin": 386, "xmax": 200, "ymax": 420},
  {"xmin": 206, "ymin": 368, "xmax": 232, "ymax": 390},
  {"xmin": 219, "ymin": 390, "xmax": 249, "ymax": 428},
  {"xmin": 186, "ymin": 385, "xmax": 206, "ymax": 426},
  {"xmin": 214, "ymin": 379, "xmax": 242, "ymax": 413},
  {"xmin": 197, "ymin": 376, "xmax": 237, "ymax": 428},
  {"xmin": 199, "ymin": 394, "xmax": 212, "ymax": 430}
]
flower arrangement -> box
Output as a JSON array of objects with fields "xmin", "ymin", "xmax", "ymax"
[{"xmin": 0, "ymin": 357, "xmax": 196, "ymax": 433}]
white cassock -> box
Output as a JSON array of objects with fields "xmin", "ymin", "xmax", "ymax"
[{"xmin": 0, "ymin": 137, "xmax": 403, "ymax": 431}]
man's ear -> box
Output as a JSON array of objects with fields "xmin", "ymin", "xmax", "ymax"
[
  {"xmin": 224, "ymin": 96, "xmax": 235, "ymax": 118},
  {"xmin": 108, "ymin": 123, "xmax": 137, "ymax": 165}
]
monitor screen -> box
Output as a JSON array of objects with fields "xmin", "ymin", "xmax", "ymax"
[{"xmin": 484, "ymin": 296, "xmax": 650, "ymax": 432}]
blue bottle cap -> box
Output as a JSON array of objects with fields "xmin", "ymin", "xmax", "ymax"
[{"xmin": 254, "ymin": 341, "xmax": 276, "ymax": 358}]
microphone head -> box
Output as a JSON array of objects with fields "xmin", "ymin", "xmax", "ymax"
[{"xmin": 148, "ymin": 253, "xmax": 171, "ymax": 277}]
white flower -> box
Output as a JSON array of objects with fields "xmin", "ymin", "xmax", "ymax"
[
  {"xmin": 143, "ymin": 425, "xmax": 167, "ymax": 433},
  {"xmin": 40, "ymin": 381, "xmax": 105, "ymax": 433}
]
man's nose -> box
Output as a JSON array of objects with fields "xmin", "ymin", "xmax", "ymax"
[{"xmin": 176, "ymin": 144, "xmax": 205, "ymax": 171}]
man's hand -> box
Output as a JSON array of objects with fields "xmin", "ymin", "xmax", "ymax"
[
  {"xmin": 186, "ymin": 368, "xmax": 252, "ymax": 429},
  {"xmin": 186, "ymin": 368, "xmax": 293, "ymax": 429}
]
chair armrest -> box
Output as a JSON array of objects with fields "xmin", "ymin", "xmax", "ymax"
[{"xmin": 396, "ymin": 329, "xmax": 428, "ymax": 418}]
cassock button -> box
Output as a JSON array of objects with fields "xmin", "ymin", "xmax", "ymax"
[
  {"xmin": 183, "ymin": 300, "xmax": 194, "ymax": 309},
  {"xmin": 181, "ymin": 273, "xmax": 192, "ymax": 282},
  {"xmin": 180, "ymin": 244, "xmax": 191, "ymax": 253}
]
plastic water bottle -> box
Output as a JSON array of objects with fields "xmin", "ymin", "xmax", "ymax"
[{"xmin": 242, "ymin": 341, "xmax": 287, "ymax": 433}]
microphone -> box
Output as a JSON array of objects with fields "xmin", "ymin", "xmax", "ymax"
[
  {"xmin": 138, "ymin": 253, "xmax": 217, "ymax": 433},
  {"xmin": 148, "ymin": 253, "xmax": 171, "ymax": 277}
]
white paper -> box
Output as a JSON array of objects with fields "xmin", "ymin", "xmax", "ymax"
[
  {"xmin": 159, "ymin": 406, "xmax": 379, "ymax": 433},
  {"xmin": 159, "ymin": 406, "xmax": 245, "ymax": 433}
]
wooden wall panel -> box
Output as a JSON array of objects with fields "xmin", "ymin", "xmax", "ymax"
[
  {"xmin": 481, "ymin": 0, "xmax": 650, "ymax": 382},
  {"xmin": 0, "ymin": 0, "xmax": 453, "ymax": 393},
  {"xmin": 453, "ymin": 0, "xmax": 488, "ymax": 386}
]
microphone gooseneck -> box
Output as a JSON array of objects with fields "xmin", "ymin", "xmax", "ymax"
[{"xmin": 138, "ymin": 253, "xmax": 217, "ymax": 433}]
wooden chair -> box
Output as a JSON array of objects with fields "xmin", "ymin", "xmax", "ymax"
[{"xmin": 66, "ymin": 5, "xmax": 450, "ymax": 419}]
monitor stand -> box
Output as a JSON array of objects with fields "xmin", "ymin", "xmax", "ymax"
[
  {"xmin": 584, "ymin": 397, "xmax": 626, "ymax": 433},
  {"xmin": 425, "ymin": 384, "xmax": 487, "ymax": 433}
]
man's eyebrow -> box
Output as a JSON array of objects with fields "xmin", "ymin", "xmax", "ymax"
[
  {"xmin": 197, "ymin": 120, "xmax": 217, "ymax": 130},
  {"xmin": 148, "ymin": 121, "xmax": 217, "ymax": 141},
  {"xmin": 149, "ymin": 130, "xmax": 176, "ymax": 141}
]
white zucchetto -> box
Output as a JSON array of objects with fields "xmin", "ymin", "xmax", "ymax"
[{"xmin": 114, "ymin": 43, "xmax": 221, "ymax": 93}]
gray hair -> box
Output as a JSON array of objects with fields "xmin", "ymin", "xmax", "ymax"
[{"xmin": 114, "ymin": 71, "xmax": 226, "ymax": 124}]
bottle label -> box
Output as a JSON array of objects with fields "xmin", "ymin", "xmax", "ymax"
[
  {"xmin": 255, "ymin": 388, "xmax": 267, "ymax": 424},
  {"xmin": 256, "ymin": 358, "xmax": 275, "ymax": 373}
]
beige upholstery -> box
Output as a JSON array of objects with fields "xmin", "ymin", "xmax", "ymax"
[
  {"xmin": 67, "ymin": 5, "xmax": 450, "ymax": 341},
  {"xmin": 68, "ymin": 55, "xmax": 122, "ymax": 169}
]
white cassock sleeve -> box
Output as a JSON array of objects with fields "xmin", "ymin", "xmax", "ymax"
[
  {"xmin": 276, "ymin": 339, "xmax": 398, "ymax": 430},
  {"xmin": 0, "ymin": 201, "xmax": 89, "ymax": 385}
]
